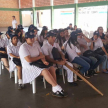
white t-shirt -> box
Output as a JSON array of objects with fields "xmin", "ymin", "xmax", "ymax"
[
  {"xmin": 19, "ymin": 42, "xmax": 42, "ymax": 66},
  {"xmin": 12, "ymin": 20, "xmax": 17, "ymax": 29},
  {"xmin": 64, "ymin": 41, "xmax": 81, "ymax": 62},
  {"xmin": 41, "ymin": 41, "xmax": 61, "ymax": 59},
  {"xmin": 0, "ymin": 38, "xmax": 7, "ymax": 48},
  {"xmin": 93, "ymin": 38, "xmax": 103, "ymax": 51},
  {"xmin": 7, "ymin": 42, "xmax": 20, "ymax": 58},
  {"xmin": 3, "ymin": 36, "xmax": 11, "ymax": 47}
]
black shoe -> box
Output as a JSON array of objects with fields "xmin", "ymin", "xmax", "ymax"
[
  {"xmin": 52, "ymin": 90, "xmax": 68, "ymax": 98},
  {"xmin": 69, "ymin": 82, "xmax": 78, "ymax": 86},
  {"xmin": 60, "ymin": 90, "xmax": 68, "ymax": 97},
  {"xmin": 88, "ymin": 70, "xmax": 94, "ymax": 76},
  {"xmin": 85, "ymin": 73, "xmax": 90, "ymax": 78},
  {"xmin": 77, "ymin": 77, "xmax": 83, "ymax": 81},
  {"xmin": 92, "ymin": 70, "xmax": 98, "ymax": 75},
  {"xmin": 18, "ymin": 84, "xmax": 22, "ymax": 90}
]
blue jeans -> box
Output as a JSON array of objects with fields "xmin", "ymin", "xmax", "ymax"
[
  {"xmin": 72, "ymin": 57, "xmax": 90, "ymax": 74},
  {"xmin": 102, "ymin": 55, "xmax": 108, "ymax": 70}
]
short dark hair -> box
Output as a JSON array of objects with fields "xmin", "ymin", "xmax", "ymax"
[{"xmin": 12, "ymin": 16, "xmax": 15, "ymax": 18}]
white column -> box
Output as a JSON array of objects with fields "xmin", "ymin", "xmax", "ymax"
[
  {"xmin": 32, "ymin": 0, "xmax": 35, "ymax": 7},
  {"xmin": 19, "ymin": 0, "xmax": 21, "ymax": 8},
  {"xmin": 74, "ymin": 0, "xmax": 78, "ymax": 3},
  {"xmin": 50, "ymin": 0, "xmax": 54, "ymax": 6}
]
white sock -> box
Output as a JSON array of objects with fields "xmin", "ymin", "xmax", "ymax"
[
  {"xmin": 52, "ymin": 85, "xmax": 62, "ymax": 93},
  {"xmin": 19, "ymin": 79, "xmax": 22, "ymax": 84}
]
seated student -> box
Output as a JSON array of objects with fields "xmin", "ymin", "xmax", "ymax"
[
  {"xmin": 37, "ymin": 26, "xmax": 48, "ymax": 46},
  {"xmin": 42, "ymin": 31, "xmax": 78, "ymax": 86},
  {"xmin": 64, "ymin": 31, "xmax": 90, "ymax": 80},
  {"xmin": 15, "ymin": 29, "xmax": 23, "ymax": 45},
  {"xmin": 64, "ymin": 28, "xmax": 70, "ymax": 41},
  {"xmin": 97, "ymin": 27, "xmax": 105, "ymax": 42},
  {"xmin": 56, "ymin": 29, "xmax": 66, "ymax": 50},
  {"xmin": 18, "ymin": 24, "xmax": 25, "ymax": 37},
  {"xmin": 0, "ymin": 32, "xmax": 9, "ymax": 71},
  {"xmin": 74, "ymin": 25, "xmax": 77, "ymax": 30},
  {"xmin": 19, "ymin": 31, "xmax": 67, "ymax": 98},
  {"xmin": 91, "ymin": 31, "xmax": 108, "ymax": 73},
  {"xmin": 7, "ymin": 34, "xmax": 23, "ymax": 89},
  {"xmin": 77, "ymin": 29, "xmax": 104, "ymax": 75},
  {"xmin": 8, "ymin": 26, "xmax": 13, "ymax": 33},
  {"xmin": 3, "ymin": 31, "xmax": 11, "ymax": 47},
  {"xmin": 33, "ymin": 27, "xmax": 39, "ymax": 41}
]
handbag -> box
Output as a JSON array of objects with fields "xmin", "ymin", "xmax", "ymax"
[
  {"xmin": 83, "ymin": 50, "xmax": 97, "ymax": 57},
  {"xmin": 94, "ymin": 48, "xmax": 105, "ymax": 56},
  {"xmin": 13, "ymin": 58, "xmax": 21, "ymax": 66},
  {"xmin": 30, "ymin": 60, "xmax": 53, "ymax": 68}
]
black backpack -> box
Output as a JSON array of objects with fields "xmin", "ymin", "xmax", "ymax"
[
  {"xmin": 52, "ymin": 47, "xmax": 62, "ymax": 60},
  {"xmin": 83, "ymin": 50, "xmax": 97, "ymax": 57}
]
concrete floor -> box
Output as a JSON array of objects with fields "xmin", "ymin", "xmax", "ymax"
[{"xmin": 0, "ymin": 68, "xmax": 108, "ymax": 108}]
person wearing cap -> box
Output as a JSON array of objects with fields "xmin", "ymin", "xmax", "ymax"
[
  {"xmin": 28, "ymin": 24, "xmax": 35, "ymax": 32},
  {"xmin": 37, "ymin": 26, "xmax": 48, "ymax": 46},
  {"xmin": 90, "ymin": 31, "xmax": 108, "ymax": 73},
  {"xmin": 67, "ymin": 23, "xmax": 74, "ymax": 30},
  {"xmin": 7, "ymin": 34, "xmax": 23, "ymax": 89},
  {"xmin": 15, "ymin": 29, "xmax": 23, "ymax": 45},
  {"xmin": 74, "ymin": 25, "xmax": 77, "ymax": 30},
  {"xmin": 3, "ymin": 31, "xmax": 11, "ymax": 47},
  {"xmin": 77, "ymin": 28, "xmax": 103, "ymax": 76},
  {"xmin": 64, "ymin": 31, "xmax": 90, "ymax": 80},
  {"xmin": 0, "ymin": 32, "xmax": 9, "ymax": 71},
  {"xmin": 42, "ymin": 31, "xmax": 78, "ymax": 86},
  {"xmin": 56, "ymin": 29, "xmax": 66, "ymax": 50},
  {"xmin": 8, "ymin": 26, "xmax": 13, "ymax": 33},
  {"xmin": 18, "ymin": 24, "xmax": 25, "ymax": 37},
  {"xmin": 12, "ymin": 16, "xmax": 17, "ymax": 30},
  {"xmin": 19, "ymin": 31, "xmax": 67, "ymax": 98}
]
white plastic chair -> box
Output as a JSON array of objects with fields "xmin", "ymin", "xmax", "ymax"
[
  {"xmin": 31, "ymin": 77, "xmax": 46, "ymax": 94},
  {"xmin": 10, "ymin": 67, "xmax": 18, "ymax": 84},
  {"xmin": 0, "ymin": 61, "xmax": 4, "ymax": 75}
]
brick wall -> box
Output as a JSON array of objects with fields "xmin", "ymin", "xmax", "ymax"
[
  {"xmin": 20, "ymin": 0, "xmax": 32, "ymax": 8},
  {"xmin": 0, "ymin": 0, "xmax": 19, "ymax": 8},
  {"xmin": 54, "ymin": 0, "xmax": 74, "ymax": 5},
  {"xmin": 35, "ymin": 0, "xmax": 50, "ymax": 7},
  {"xmin": 0, "ymin": 11, "xmax": 20, "ymax": 27},
  {"xmin": 78, "ymin": 0, "xmax": 106, "ymax": 3}
]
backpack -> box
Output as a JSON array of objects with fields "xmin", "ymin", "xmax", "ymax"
[
  {"xmin": 52, "ymin": 47, "xmax": 62, "ymax": 60},
  {"xmin": 83, "ymin": 50, "xmax": 97, "ymax": 57}
]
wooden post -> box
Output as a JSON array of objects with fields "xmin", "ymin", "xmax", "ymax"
[{"xmin": 65, "ymin": 63, "xmax": 104, "ymax": 96}]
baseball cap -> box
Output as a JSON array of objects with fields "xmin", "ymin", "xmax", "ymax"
[
  {"xmin": 93, "ymin": 31, "xmax": 99, "ymax": 36},
  {"xmin": 76, "ymin": 28, "xmax": 82, "ymax": 34},
  {"xmin": 11, "ymin": 34, "xmax": 18, "ymax": 40},
  {"xmin": 18, "ymin": 24, "xmax": 24, "ymax": 29},
  {"xmin": 46, "ymin": 31, "xmax": 56, "ymax": 37},
  {"xmin": 0, "ymin": 32, "xmax": 3, "ymax": 35},
  {"xmin": 33, "ymin": 27, "xmax": 39, "ymax": 31},
  {"xmin": 42, "ymin": 26, "xmax": 48, "ymax": 30},
  {"xmin": 8, "ymin": 26, "xmax": 13, "ymax": 32},
  {"xmin": 25, "ymin": 30, "xmax": 35, "ymax": 39}
]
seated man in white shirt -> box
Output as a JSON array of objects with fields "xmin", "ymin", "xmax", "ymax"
[{"xmin": 42, "ymin": 31, "xmax": 78, "ymax": 86}]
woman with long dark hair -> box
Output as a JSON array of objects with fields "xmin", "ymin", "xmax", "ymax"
[{"xmin": 37, "ymin": 26, "xmax": 48, "ymax": 46}]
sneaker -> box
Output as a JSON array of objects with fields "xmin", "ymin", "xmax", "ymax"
[
  {"xmin": 77, "ymin": 77, "xmax": 83, "ymax": 81},
  {"xmin": 85, "ymin": 73, "xmax": 90, "ymax": 78},
  {"xmin": 18, "ymin": 84, "xmax": 22, "ymax": 90},
  {"xmin": 60, "ymin": 90, "xmax": 68, "ymax": 97},
  {"xmin": 69, "ymin": 82, "xmax": 78, "ymax": 86},
  {"xmin": 92, "ymin": 70, "xmax": 98, "ymax": 75}
]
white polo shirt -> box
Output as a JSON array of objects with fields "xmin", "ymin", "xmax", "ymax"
[
  {"xmin": 41, "ymin": 41, "xmax": 61, "ymax": 59},
  {"xmin": 3, "ymin": 36, "xmax": 11, "ymax": 47},
  {"xmin": 77, "ymin": 38, "xmax": 90, "ymax": 53},
  {"xmin": 93, "ymin": 38, "xmax": 103, "ymax": 51},
  {"xmin": 64, "ymin": 41, "xmax": 81, "ymax": 62},
  {"xmin": 19, "ymin": 42, "xmax": 42, "ymax": 66},
  {"xmin": 12, "ymin": 20, "xmax": 17, "ymax": 29},
  {"xmin": 0, "ymin": 38, "xmax": 7, "ymax": 48},
  {"xmin": 7, "ymin": 42, "xmax": 20, "ymax": 58}
]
